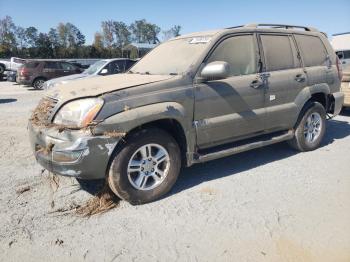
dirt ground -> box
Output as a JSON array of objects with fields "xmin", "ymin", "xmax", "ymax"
[{"xmin": 0, "ymin": 81, "xmax": 349, "ymax": 262}]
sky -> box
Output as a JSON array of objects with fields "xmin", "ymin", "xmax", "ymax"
[{"xmin": 1, "ymin": 0, "xmax": 350, "ymax": 44}]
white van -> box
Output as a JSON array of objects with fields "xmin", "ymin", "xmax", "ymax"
[
  {"xmin": 331, "ymin": 32, "xmax": 350, "ymax": 74},
  {"xmin": 331, "ymin": 32, "xmax": 350, "ymax": 107}
]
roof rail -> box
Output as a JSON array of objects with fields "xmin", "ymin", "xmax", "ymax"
[
  {"xmin": 243, "ymin": 23, "xmax": 319, "ymax": 32},
  {"xmin": 332, "ymin": 32, "xmax": 350, "ymax": 36}
]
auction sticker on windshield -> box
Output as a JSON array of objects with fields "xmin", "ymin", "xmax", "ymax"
[{"xmin": 189, "ymin": 36, "xmax": 211, "ymax": 44}]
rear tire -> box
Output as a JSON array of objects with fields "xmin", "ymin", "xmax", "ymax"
[
  {"xmin": 33, "ymin": 78, "xmax": 46, "ymax": 89},
  {"xmin": 108, "ymin": 128, "xmax": 181, "ymax": 205},
  {"xmin": 288, "ymin": 101, "xmax": 326, "ymax": 151}
]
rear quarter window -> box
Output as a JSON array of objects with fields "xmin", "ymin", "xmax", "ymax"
[
  {"xmin": 25, "ymin": 62, "xmax": 40, "ymax": 68},
  {"xmin": 44, "ymin": 62, "xmax": 60, "ymax": 69},
  {"xmin": 343, "ymin": 50, "xmax": 350, "ymax": 59},
  {"xmin": 295, "ymin": 35, "xmax": 328, "ymax": 67}
]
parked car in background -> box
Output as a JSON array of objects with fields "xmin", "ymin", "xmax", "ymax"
[
  {"xmin": 65, "ymin": 59, "xmax": 101, "ymax": 69},
  {"xmin": 43, "ymin": 58, "xmax": 136, "ymax": 89},
  {"xmin": 0, "ymin": 57, "xmax": 26, "ymax": 74},
  {"xmin": 332, "ymin": 32, "xmax": 350, "ymax": 78},
  {"xmin": 17, "ymin": 60, "xmax": 83, "ymax": 89},
  {"xmin": 331, "ymin": 32, "xmax": 350, "ymax": 108},
  {"xmin": 29, "ymin": 24, "xmax": 343, "ymax": 204},
  {"xmin": 5, "ymin": 70, "xmax": 18, "ymax": 82}
]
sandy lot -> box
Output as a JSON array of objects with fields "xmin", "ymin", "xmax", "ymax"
[{"xmin": 0, "ymin": 81, "xmax": 349, "ymax": 262}]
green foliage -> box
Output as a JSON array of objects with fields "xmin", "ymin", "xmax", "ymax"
[{"xmin": 0, "ymin": 16, "xmax": 181, "ymax": 59}]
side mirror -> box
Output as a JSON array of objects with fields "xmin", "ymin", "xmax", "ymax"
[
  {"xmin": 200, "ymin": 61, "xmax": 230, "ymax": 81},
  {"xmin": 100, "ymin": 68, "xmax": 108, "ymax": 75}
]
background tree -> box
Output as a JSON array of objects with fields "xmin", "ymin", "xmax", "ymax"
[
  {"xmin": 101, "ymin": 20, "xmax": 114, "ymax": 48},
  {"xmin": 162, "ymin": 25, "xmax": 181, "ymax": 41},
  {"xmin": 0, "ymin": 16, "xmax": 178, "ymax": 59},
  {"xmin": 35, "ymin": 33, "xmax": 53, "ymax": 58},
  {"xmin": 112, "ymin": 21, "xmax": 130, "ymax": 47},
  {"xmin": 0, "ymin": 16, "xmax": 17, "ymax": 57}
]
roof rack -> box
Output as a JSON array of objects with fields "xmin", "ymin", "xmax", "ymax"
[{"xmin": 227, "ymin": 23, "xmax": 319, "ymax": 32}]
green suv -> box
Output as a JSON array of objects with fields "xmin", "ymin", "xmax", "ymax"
[{"xmin": 29, "ymin": 24, "xmax": 344, "ymax": 204}]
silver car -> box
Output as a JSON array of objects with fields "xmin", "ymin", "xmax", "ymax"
[{"xmin": 43, "ymin": 58, "xmax": 136, "ymax": 89}]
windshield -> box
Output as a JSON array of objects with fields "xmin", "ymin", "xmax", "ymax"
[
  {"xmin": 130, "ymin": 37, "xmax": 211, "ymax": 75},
  {"xmin": 84, "ymin": 60, "xmax": 107, "ymax": 75}
]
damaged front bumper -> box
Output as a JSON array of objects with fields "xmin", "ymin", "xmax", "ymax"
[{"xmin": 28, "ymin": 122, "xmax": 121, "ymax": 180}]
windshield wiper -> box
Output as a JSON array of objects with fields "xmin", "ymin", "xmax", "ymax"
[{"xmin": 169, "ymin": 73, "xmax": 178, "ymax": 75}]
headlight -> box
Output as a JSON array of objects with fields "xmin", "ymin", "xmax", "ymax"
[{"xmin": 53, "ymin": 98, "xmax": 104, "ymax": 128}]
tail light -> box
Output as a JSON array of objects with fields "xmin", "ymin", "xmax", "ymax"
[
  {"xmin": 20, "ymin": 67, "xmax": 29, "ymax": 76},
  {"xmin": 336, "ymin": 56, "xmax": 343, "ymax": 81}
]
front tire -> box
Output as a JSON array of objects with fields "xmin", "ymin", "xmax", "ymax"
[
  {"xmin": 288, "ymin": 101, "xmax": 326, "ymax": 151},
  {"xmin": 108, "ymin": 128, "xmax": 181, "ymax": 205}
]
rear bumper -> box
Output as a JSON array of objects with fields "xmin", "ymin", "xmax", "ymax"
[
  {"xmin": 28, "ymin": 122, "xmax": 121, "ymax": 180},
  {"xmin": 341, "ymin": 82, "xmax": 350, "ymax": 107},
  {"xmin": 17, "ymin": 76, "xmax": 32, "ymax": 85},
  {"xmin": 331, "ymin": 91, "xmax": 344, "ymax": 115}
]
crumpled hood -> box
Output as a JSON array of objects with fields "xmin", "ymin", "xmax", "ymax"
[
  {"xmin": 45, "ymin": 73, "xmax": 94, "ymax": 90},
  {"xmin": 47, "ymin": 73, "xmax": 175, "ymax": 102}
]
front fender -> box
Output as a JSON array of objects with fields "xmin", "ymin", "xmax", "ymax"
[{"xmin": 94, "ymin": 102, "xmax": 189, "ymax": 134}]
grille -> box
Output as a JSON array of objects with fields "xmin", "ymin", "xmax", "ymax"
[{"xmin": 30, "ymin": 97, "xmax": 58, "ymax": 126}]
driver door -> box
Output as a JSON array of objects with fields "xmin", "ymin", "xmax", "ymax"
[{"xmin": 194, "ymin": 34, "xmax": 266, "ymax": 149}]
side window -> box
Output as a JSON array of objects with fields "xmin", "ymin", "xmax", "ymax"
[
  {"xmin": 336, "ymin": 51, "xmax": 344, "ymax": 60},
  {"xmin": 295, "ymin": 35, "xmax": 328, "ymax": 67},
  {"xmin": 44, "ymin": 62, "xmax": 60, "ymax": 69},
  {"xmin": 207, "ymin": 35, "xmax": 257, "ymax": 76},
  {"xmin": 116, "ymin": 61, "xmax": 126, "ymax": 72},
  {"xmin": 60, "ymin": 62, "xmax": 75, "ymax": 70},
  {"xmin": 343, "ymin": 50, "xmax": 350, "ymax": 59},
  {"xmin": 126, "ymin": 60, "xmax": 136, "ymax": 70},
  {"xmin": 109, "ymin": 61, "xmax": 123, "ymax": 74},
  {"xmin": 260, "ymin": 34, "xmax": 298, "ymax": 71}
]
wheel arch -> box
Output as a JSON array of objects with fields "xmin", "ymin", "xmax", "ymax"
[
  {"xmin": 293, "ymin": 84, "xmax": 330, "ymax": 128},
  {"xmin": 32, "ymin": 76, "xmax": 47, "ymax": 86},
  {"xmin": 95, "ymin": 102, "xmax": 195, "ymax": 167}
]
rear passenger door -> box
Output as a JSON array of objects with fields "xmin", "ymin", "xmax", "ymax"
[
  {"xmin": 258, "ymin": 34, "xmax": 306, "ymax": 131},
  {"xmin": 43, "ymin": 62, "xmax": 62, "ymax": 79},
  {"xmin": 295, "ymin": 34, "xmax": 335, "ymax": 88}
]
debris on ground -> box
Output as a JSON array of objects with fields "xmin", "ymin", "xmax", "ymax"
[
  {"xmin": 55, "ymin": 239, "xmax": 64, "ymax": 246},
  {"xmin": 49, "ymin": 202, "xmax": 81, "ymax": 215},
  {"xmin": 15, "ymin": 185, "xmax": 31, "ymax": 195},
  {"xmin": 76, "ymin": 184, "xmax": 120, "ymax": 217},
  {"xmin": 36, "ymin": 143, "xmax": 54, "ymax": 155},
  {"xmin": 8, "ymin": 240, "xmax": 17, "ymax": 248}
]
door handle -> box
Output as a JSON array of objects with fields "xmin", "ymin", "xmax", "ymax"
[
  {"xmin": 250, "ymin": 79, "xmax": 263, "ymax": 89},
  {"xmin": 295, "ymin": 74, "xmax": 306, "ymax": 82}
]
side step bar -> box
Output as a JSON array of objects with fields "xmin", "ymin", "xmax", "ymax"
[{"xmin": 193, "ymin": 130, "xmax": 294, "ymax": 163}]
